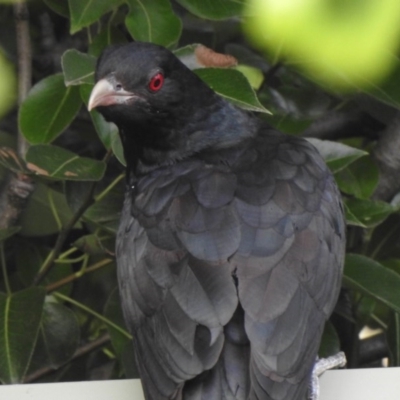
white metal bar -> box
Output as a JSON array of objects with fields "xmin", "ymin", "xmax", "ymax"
[{"xmin": 0, "ymin": 369, "xmax": 399, "ymax": 400}]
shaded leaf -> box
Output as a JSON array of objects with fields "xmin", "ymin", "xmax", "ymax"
[
  {"xmin": 344, "ymin": 254, "xmax": 400, "ymax": 314},
  {"xmin": 68, "ymin": 0, "xmax": 124, "ymax": 34},
  {"xmin": 0, "ymin": 288, "xmax": 46, "ymax": 383},
  {"xmin": 25, "ymin": 144, "xmax": 106, "ymax": 181},
  {"xmin": 89, "ymin": 28, "xmax": 128, "ymax": 57},
  {"xmin": 38, "ymin": 301, "xmax": 80, "ymax": 369},
  {"xmin": 345, "ymin": 198, "xmax": 395, "ymax": 228},
  {"xmin": 16, "ymin": 241, "xmax": 73, "ymax": 296},
  {"xmin": 20, "ymin": 182, "xmax": 77, "ymax": 237},
  {"xmin": 344, "ymin": 202, "xmax": 367, "ymax": 228},
  {"xmin": 84, "ymin": 181, "xmax": 124, "ymax": 233},
  {"xmin": 319, "ymin": 321, "xmax": 341, "ymax": 359},
  {"xmin": 0, "ymin": 227, "xmax": 20, "ymax": 242},
  {"xmin": 176, "ymin": 0, "xmax": 245, "ymax": 19},
  {"xmin": 74, "ymin": 233, "xmax": 107, "ymax": 255},
  {"xmin": 126, "ymin": 0, "xmax": 182, "ymax": 48},
  {"xmin": 80, "ymin": 84, "xmax": 119, "ymax": 150},
  {"xmin": 104, "ymin": 288, "xmax": 137, "ymax": 378},
  {"xmin": 195, "ymin": 68, "xmax": 269, "ymax": 113},
  {"xmin": 43, "ymin": 0, "xmax": 69, "ymax": 17},
  {"xmin": 62, "ymin": 49, "xmax": 97, "ymax": 86},
  {"xmin": 306, "ymin": 138, "xmax": 368, "ymax": 173},
  {"xmin": 19, "ymin": 74, "xmax": 82, "ymax": 144},
  {"xmin": 335, "ymin": 156, "xmax": 380, "ymax": 199}
]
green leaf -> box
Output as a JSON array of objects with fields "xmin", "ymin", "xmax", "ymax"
[
  {"xmin": 195, "ymin": 68, "xmax": 270, "ymax": 113},
  {"xmin": 176, "ymin": 0, "xmax": 245, "ymax": 19},
  {"xmin": 335, "ymin": 156, "xmax": 380, "ymax": 199},
  {"xmin": 125, "ymin": 0, "xmax": 182, "ymax": 48},
  {"xmin": 319, "ymin": 321, "xmax": 341, "ymax": 359},
  {"xmin": 80, "ymin": 84, "xmax": 119, "ymax": 150},
  {"xmin": 343, "ymin": 202, "xmax": 367, "ymax": 228},
  {"xmin": 104, "ymin": 288, "xmax": 137, "ymax": 377},
  {"xmin": 43, "ymin": 0, "xmax": 70, "ymax": 17},
  {"xmin": 62, "ymin": 49, "xmax": 97, "ymax": 86},
  {"xmin": 306, "ymin": 138, "xmax": 368, "ymax": 173},
  {"xmin": 37, "ymin": 301, "xmax": 80, "ymax": 369},
  {"xmin": 19, "ymin": 74, "xmax": 82, "ymax": 144},
  {"xmin": 20, "ymin": 182, "xmax": 77, "ymax": 237},
  {"xmin": 84, "ymin": 181, "xmax": 124, "ymax": 233},
  {"xmin": 16, "ymin": 242, "xmax": 73, "ymax": 296},
  {"xmin": 0, "ymin": 287, "xmax": 46, "ymax": 383},
  {"xmin": 89, "ymin": 28, "xmax": 128, "ymax": 57},
  {"xmin": 74, "ymin": 233, "xmax": 107, "ymax": 255},
  {"xmin": 345, "ymin": 198, "xmax": 395, "ymax": 228},
  {"xmin": 0, "ymin": 227, "xmax": 20, "ymax": 242},
  {"xmin": 25, "ymin": 144, "xmax": 106, "ymax": 181},
  {"xmin": 344, "ymin": 254, "xmax": 400, "ymax": 314},
  {"xmin": 68, "ymin": 0, "xmax": 124, "ymax": 34}
]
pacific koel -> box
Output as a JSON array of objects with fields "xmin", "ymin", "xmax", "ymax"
[{"xmin": 88, "ymin": 42, "xmax": 345, "ymax": 400}]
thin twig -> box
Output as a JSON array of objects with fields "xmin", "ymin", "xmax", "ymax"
[
  {"xmin": 33, "ymin": 181, "xmax": 98, "ymax": 285},
  {"xmin": 24, "ymin": 333, "xmax": 111, "ymax": 383},
  {"xmin": 46, "ymin": 257, "xmax": 113, "ymax": 292}
]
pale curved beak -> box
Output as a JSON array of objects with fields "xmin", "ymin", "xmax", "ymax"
[{"xmin": 88, "ymin": 78, "xmax": 136, "ymax": 111}]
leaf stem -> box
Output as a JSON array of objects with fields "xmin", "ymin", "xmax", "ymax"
[
  {"xmin": 46, "ymin": 257, "xmax": 113, "ymax": 292},
  {"xmin": 0, "ymin": 242, "xmax": 11, "ymax": 295},
  {"xmin": 94, "ymin": 173, "xmax": 124, "ymax": 203},
  {"xmin": 47, "ymin": 187, "xmax": 62, "ymax": 230},
  {"xmin": 53, "ymin": 291, "xmax": 131, "ymax": 340}
]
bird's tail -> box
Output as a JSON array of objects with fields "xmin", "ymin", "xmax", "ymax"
[{"xmin": 182, "ymin": 306, "xmax": 251, "ymax": 400}]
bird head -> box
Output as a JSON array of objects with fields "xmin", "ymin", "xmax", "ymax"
[
  {"xmin": 88, "ymin": 42, "xmax": 253, "ymax": 170},
  {"xmin": 88, "ymin": 42, "xmax": 215, "ymax": 129}
]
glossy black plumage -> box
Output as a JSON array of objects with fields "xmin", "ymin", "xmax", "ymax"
[{"xmin": 90, "ymin": 42, "xmax": 345, "ymax": 400}]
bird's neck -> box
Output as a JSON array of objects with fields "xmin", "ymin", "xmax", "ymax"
[{"xmin": 120, "ymin": 98, "xmax": 259, "ymax": 176}]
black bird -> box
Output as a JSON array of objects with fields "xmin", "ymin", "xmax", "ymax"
[{"xmin": 88, "ymin": 42, "xmax": 345, "ymax": 400}]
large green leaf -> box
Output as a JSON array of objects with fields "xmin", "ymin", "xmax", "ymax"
[
  {"xmin": 20, "ymin": 182, "xmax": 77, "ymax": 237},
  {"xmin": 195, "ymin": 68, "xmax": 269, "ymax": 113},
  {"xmin": 16, "ymin": 241, "xmax": 73, "ymax": 296},
  {"xmin": 25, "ymin": 144, "xmax": 106, "ymax": 181},
  {"xmin": 345, "ymin": 198, "xmax": 395, "ymax": 228},
  {"xmin": 176, "ymin": 0, "xmax": 245, "ymax": 19},
  {"xmin": 43, "ymin": 0, "xmax": 69, "ymax": 17},
  {"xmin": 35, "ymin": 301, "xmax": 80, "ymax": 369},
  {"xmin": 335, "ymin": 156, "xmax": 380, "ymax": 199},
  {"xmin": 126, "ymin": 0, "xmax": 182, "ymax": 48},
  {"xmin": 80, "ymin": 84, "xmax": 119, "ymax": 150},
  {"xmin": 306, "ymin": 138, "xmax": 368, "ymax": 173},
  {"xmin": 344, "ymin": 254, "xmax": 400, "ymax": 314},
  {"xmin": 0, "ymin": 288, "xmax": 46, "ymax": 383},
  {"xmin": 62, "ymin": 49, "xmax": 97, "ymax": 86},
  {"xmin": 68, "ymin": 0, "xmax": 124, "ymax": 34},
  {"xmin": 19, "ymin": 74, "xmax": 82, "ymax": 144},
  {"xmin": 0, "ymin": 227, "xmax": 20, "ymax": 242}
]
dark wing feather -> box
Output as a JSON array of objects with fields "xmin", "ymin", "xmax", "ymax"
[
  {"xmin": 231, "ymin": 133, "xmax": 345, "ymax": 399},
  {"xmin": 117, "ymin": 128, "xmax": 345, "ymax": 400}
]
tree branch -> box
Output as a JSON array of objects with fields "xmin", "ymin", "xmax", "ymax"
[
  {"xmin": 24, "ymin": 333, "xmax": 111, "ymax": 383},
  {"xmin": 0, "ymin": 1, "xmax": 35, "ymax": 230}
]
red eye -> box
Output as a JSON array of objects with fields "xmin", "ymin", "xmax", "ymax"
[{"xmin": 149, "ymin": 73, "xmax": 164, "ymax": 92}]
